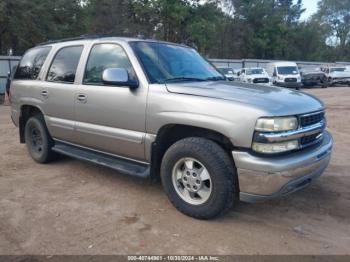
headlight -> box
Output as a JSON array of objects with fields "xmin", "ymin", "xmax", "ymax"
[
  {"xmin": 252, "ymin": 140, "xmax": 299, "ymax": 154},
  {"xmin": 248, "ymin": 78, "xmax": 252, "ymax": 82},
  {"xmin": 278, "ymin": 76, "xmax": 284, "ymax": 80},
  {"xmin": 255, "ymin": 117, "xmax": 298, "ymax": 132}
]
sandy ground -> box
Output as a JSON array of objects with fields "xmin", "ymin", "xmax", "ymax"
[{"xmin": 0, "ymin": 87, "xmax": 350, "ymax": 255}]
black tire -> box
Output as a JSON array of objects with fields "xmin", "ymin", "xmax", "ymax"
[
  {"xmin": 24, "ymin": 114, "xmax": 56, "ymax": 163},
  {"xmin": 160, "ymin": 137, "xmax": 238, "ymax": 219}
]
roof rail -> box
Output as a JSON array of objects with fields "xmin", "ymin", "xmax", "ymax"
[{"xmin": 37, "ymin": 34, "xmax": 105, "ymax": 46}]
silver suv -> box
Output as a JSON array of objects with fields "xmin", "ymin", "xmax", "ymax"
[{"xmin": 10, "ymin": 37, "xmax": 333, "ymax": 219}]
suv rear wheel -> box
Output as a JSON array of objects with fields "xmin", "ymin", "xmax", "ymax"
[
  {"xmin": 24, "ymin": 114, "xmax": 56, "ymax": 163},
  {"xmin": 161, "ymin": 137, "xmax": 238, "ymax": 219}
]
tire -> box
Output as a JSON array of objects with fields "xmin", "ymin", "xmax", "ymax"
[
  {"xmin": 24, "ymin": 114, "xmax": 56, "ymax": 163},
  {"xmin": 160, "ymin": 137, "xmax": 238, "ymax": 219}
]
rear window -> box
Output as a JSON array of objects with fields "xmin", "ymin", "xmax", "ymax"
[
  {"xmin": 47, "ymin": 46, "xmax": 84, "ymax": 83},
  {"xmin": 14, "ymin": 47, "xmax": 52, "ymax": 80}
]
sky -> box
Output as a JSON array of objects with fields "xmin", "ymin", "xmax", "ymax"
[{"xmin": 299, "ymin": 0, "xmax": 320, "ymax": 21}]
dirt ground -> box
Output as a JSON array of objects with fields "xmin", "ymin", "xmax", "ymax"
[{"xmin": 0, "ymin": 87, "xmax": 350, "ymax": 255}]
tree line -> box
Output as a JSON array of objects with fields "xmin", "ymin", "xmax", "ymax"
[{"xmin": 0, "ymin": 0, "xmax": 349, "ymax": 61}]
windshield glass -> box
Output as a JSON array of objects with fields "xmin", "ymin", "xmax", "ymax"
[
  {"xmin": 246, "ymin": 68, "xmax": 264, "ymax": 75},
  {"xmin": 218, "ymin": 68, "xmax": 234, "ymax": 75},
  {"xmin": 130, "ymin": 41, "xmax": 224, "ymax": 83},
  {"xmin": 330, "ymin": 67, "xmax": 346, "ymax": 72},
  {"xmin": 277, "ymin": 66, "xmax": 299, "ymax": 75}
]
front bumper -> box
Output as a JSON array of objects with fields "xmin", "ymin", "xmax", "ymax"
[
  {"xmin": 232, "ymin": 130, "xmax": 333, "ymax": 203},
  {"xmin": 330, "ymin": 78, "xmax": 350, "ymax": 85},
  {"xmin": 275, "ymin": 81, "xmax": 302, "ymax": 88}
]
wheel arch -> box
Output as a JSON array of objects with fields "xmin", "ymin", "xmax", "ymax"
[
  {"xmin": 150, "ymin": 124, "xmax": 236, "ymax": 181},
  {"xmin": 19, "ymin": 105, "xmax": 45, "ymax": 143}
]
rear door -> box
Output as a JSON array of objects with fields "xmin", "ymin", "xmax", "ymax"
[
  {"xmin": 74, "ymin": 42, "xmax": 148, "ymax": 161},
  {"xmin": 41, "ymin": 45, "xmax": 84, "ymax": 142}
]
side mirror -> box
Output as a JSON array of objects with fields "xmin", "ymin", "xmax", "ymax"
[
  {"xmin": 102, "ymin": 68, "xmax": 138, "ymax": 88},
  {"xmin": 273, "ymin": 72, "xmax": 277, "ymax": 77}
]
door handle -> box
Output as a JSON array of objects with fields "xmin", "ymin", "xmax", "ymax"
[
  {"xmin": 77, "ymin": 94, "xmax": 87, "ymax": 103},
  {"xmin": 41, "ymin": 90, "xmax": 49, "ymax": 98}
]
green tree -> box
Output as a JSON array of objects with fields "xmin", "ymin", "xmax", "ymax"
[
  {"xmin": 315, "ymin": 0, "xmax": 350, "ymax": 59},
  {"xmin": 0, "ymin": 0, "xmax": 86, "ymax": 55}
]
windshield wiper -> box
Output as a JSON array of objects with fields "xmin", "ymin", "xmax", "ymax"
[
  {"xmin": 162, "ymin": 77, "xmax": 207, "ymax": 83},
  {"xmin": 205, "ymin": 76, "xmax": 226, "ymax": 81}
]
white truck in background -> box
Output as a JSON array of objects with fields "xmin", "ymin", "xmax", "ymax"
[
  {"xmin": 320, "ymin": 65, "xmax": 350, "ymax": 86},
  {"xmin": 238, "ymin": 67, "xmax": 270, "ymax": 85},
  {"xmin": 265, "ymin": 62, "xmax": 302, "ymax": 89}
]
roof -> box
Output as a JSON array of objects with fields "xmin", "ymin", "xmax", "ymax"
[{"xmin": 36, "ymin": 35, "xmax": 188, "ymax": 48}]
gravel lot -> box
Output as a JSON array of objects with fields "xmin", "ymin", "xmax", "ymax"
[{"xmin": 0, "ymin": 87, "xmax": 350, "ymax": 255}]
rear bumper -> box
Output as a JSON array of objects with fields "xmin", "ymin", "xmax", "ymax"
[{"xmin": 232, "ymin": 131, "xmax": 333, "ymax": 203}]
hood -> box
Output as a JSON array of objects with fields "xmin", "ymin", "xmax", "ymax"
[
  {"xmin": 166, "ymin": 81, "xmax": 324, "ymax": 116},
  {"xmin": 302, "ymin": 71, "xmax": 324, "ymax": 76},
  {"xmin": 279, "ymin": 74, "xmax": 300, "ymax": 78},
  {"xmin": 248, "ymin": 73, "xmax": 269, "ymax": 79}
]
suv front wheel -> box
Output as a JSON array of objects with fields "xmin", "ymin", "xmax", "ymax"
[
  {"xmin": 161, "ymin": 137, "xmax": 238, "ymax": 219},
  {"xmin": 24, "ymin": 114, "xmax": 56, "ymax": 163}
]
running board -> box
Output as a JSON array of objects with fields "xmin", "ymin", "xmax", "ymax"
[{"xmin": 52, "ymin": 142, "xmax": 150, "ymax": 179}]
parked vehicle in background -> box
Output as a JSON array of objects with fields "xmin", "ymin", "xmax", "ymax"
[
  {"xmin": 321, "ymin": 65, "xmax": 350, "ymax": 86},
  {"xmin": 216, "ymin": 67, "xmax": 238, "ymax": 81},
  {"xmin": 266, "ymin": 62, "xmax": 302, "ymax": 89},
  {"xmin": 238, "ymin": 67, "xmax": 270, "ymax": 85},
  {"xmin": 11, "ymin": 37, "xmax": 333, "ymax": 219},
  {"xmin": 300, "ymin": 67, "xmax": 328, "ymax": 88}
]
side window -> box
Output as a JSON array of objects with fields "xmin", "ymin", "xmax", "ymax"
[
  {"xmin": 84, "ymin": 44, "xmax": 135, "ymax": 85},
  {"xmin": 14, "ymin": 47, "xmax": 52, "ymax": 80},
  {"xmin": 47, "ymin": 46, "xmax": 83, "ymax": 83}
]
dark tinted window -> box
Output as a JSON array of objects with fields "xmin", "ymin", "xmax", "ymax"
[
  {"xmin": 84, "ymin": 44, "xmax": 135, "ymax": 85},
  {"xmin": 14, "ymin": 47, "xmax": 51, "ymax": 80},
  {"xmin": 47, "ymin": 46, "xmax": 83, "ymax": 83}
]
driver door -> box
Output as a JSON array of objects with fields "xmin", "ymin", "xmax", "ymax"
[{"xmin": 74, "ymin": 43, "xmax": 147, "ymax": 161}]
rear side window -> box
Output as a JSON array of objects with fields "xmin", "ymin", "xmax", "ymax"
[
  {"xmin": 47, "ymin": 46, "xmax": 83, "ymax": 83},
  {"xmin": 14, "ymin": 47, "xmax": 52, "ymax": 80}
]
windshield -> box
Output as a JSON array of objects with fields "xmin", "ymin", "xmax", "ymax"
[
  {"xmin": 130, "ymin": 41, "xmax": 224, "ymax": 83},
  {"xmin": 246, "ymin": 68, "xmax": 264, "ymax": 75},
  {"xmin": 330, "ymin": 67, "xmax": 346, "ymax": 72},
  {"xmin": 218, "ymin": 68, "xmax": 234, "ymax": 75},
  {"xmin": 277, "ymin": 66, "xmax": 299, "ymax": 75}
]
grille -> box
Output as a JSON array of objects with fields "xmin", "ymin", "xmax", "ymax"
[
  {"xmin": 285, "ymin": 78, "xmax": 297, "ymax": 83},
  {"xmin": 300, "ymin": 133, "xmax": 322, "ymax": 146},
  {"xmin": 253, "ymin": 78, "xmax": 269, "ymax": 84},
  {"xmin": 300, "ymin": 112, "xmax": 325, "ymax": 127}
]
